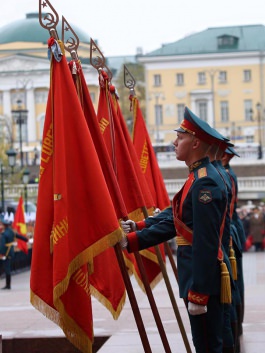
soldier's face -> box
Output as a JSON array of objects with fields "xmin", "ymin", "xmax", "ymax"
[{"xmin": 173, "ymin": 132, "xmax": 194, "ymax": 161}]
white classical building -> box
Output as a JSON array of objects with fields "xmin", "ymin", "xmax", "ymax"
[{"xmin": 0, "ymin": 12, "xmax": 99, "ymax": 165}]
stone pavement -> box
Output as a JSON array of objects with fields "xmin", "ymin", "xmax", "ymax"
[{"xmin": 0, "ymin": 249, "xmax": 264, "ymax": 353}]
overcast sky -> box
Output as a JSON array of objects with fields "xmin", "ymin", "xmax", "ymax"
[{"xmin": 2, "ymin": 0, "xmax": 265, "ymax": 57}]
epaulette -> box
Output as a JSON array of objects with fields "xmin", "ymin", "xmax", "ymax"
[{"xmin": 198, "ymin": 167, "xmax": 207, "ymax": 178}]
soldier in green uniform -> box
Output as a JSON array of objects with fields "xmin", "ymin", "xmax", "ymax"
[
  {"xmin": 0, "ymin": 216, "xmax": 15, "ymax": 290},
  {"xmin": 120, "ymin": 107, "xmax": 231, "ymax": 353}
]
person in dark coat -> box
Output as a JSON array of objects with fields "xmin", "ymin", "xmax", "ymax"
[
  {"xmin": 0, "ymin": 216, "xmax": 15, "ymax": 290},
  {"xmin": 248, "ymin": 206, "xmax": 265, "ymax": 251},
  {"xmin": 120, "ymin": 107, "xmax": 230, "ymax": 353}
]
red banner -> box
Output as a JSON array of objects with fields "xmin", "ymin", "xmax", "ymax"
[
  {"xmin": 131, "ymin": 95, "xmax": 171, "ymax": 211},
  {"xmin": 68, "ymin": 60, "xmax": 126, "ymax": 318},
  {"xmin": 13, "ymin": 196, "xmax": 28, "ymax": 254},
  {"xmin": 30, "ymin": 42, "xmax": 123, "ymax": 353}
]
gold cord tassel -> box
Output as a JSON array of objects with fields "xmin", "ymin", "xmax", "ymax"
[
  {"xmin": 220, "ymin": 261, "xmax": 232, "ymax": 304},
  {"xmin": 229, "ymin": 246, "xmax": 238, "ymax": 280}
]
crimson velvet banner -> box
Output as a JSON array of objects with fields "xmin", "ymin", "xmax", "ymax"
[
  {"xmin": 30, "ymin": 40, "xmax": 123, "ymax": 353},
  {"xmin": 112, "ymin": 89, "xmax": 167, "ymax": 288},
  {"xmin": 68, "ymin": 59, "xmax": 126, "ymax": 319},
  {"xmin": 96, "ymin": 70, "xmax": 164, "ymax": 289},
  {"xmin": 131, "ymin": 95, "xmax": 171, "ymax": 211}
]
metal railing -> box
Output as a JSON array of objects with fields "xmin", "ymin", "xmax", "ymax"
[
  {"xmin": 164, "ymin": 177, "xmax": 265, "ymax": 200},
  {"xmin": 3, "ymin": 184, "xmax": 38, "ymax": 203},
  {"xmin": 2, "ymin": 176, "xmax": 265, "ymax": 205}
]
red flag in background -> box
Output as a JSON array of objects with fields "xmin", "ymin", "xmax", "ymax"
[
  {"xmin": 130, "ymin": 95, "xmax": 171, "ymax": 211},
  {"xmin": 68, "ymin": 59, "xmax": 126, "ymax": 319},
  {"xmin": 97, "ymin": 71, "xmax": 154, "ymax": 220},
  {"xmin": 13, "ymin": 196, "xmax": 28, "ymax": 254},
  {"xmin": 97, "ymin": 71, "xmax": 164, "ymax": 289},
  {"xmin": 30, "ymin": 39, "xmax": 123, "ymax": 353},
  {"xmin": 111, "ymin": 86, "xmax": 166, "ymax": 288}
]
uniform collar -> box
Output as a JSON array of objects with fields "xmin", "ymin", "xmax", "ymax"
[{"xmin": 189, "ymin": 157, "xmax": 209, "ymax": 172}]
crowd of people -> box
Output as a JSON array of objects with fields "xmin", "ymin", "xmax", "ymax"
[
  {"xmin": 238, "ymin": 202, "xmax": 265, "ymax": 252},
  {"xmin": 120, "ymin": 106, "xmax": 247, "ymax": 353}
]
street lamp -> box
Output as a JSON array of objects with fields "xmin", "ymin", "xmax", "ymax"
[
  {"xmin": 5, "ymin": 148, "xmax": 17, "ymax": 174},
  {"xmin": 0, "ymin": 149, "xmax": 18, "ymax": 213},
  {"xmin": 256, "ymin": 102, "xmax": 263, "ymax": 159},
  {"xmin": 11, "ymin": 99, "xmax": 28, "ymax": 168},
  {"xmin": 22, "ymin": 169, "xmax": 30, "ymax": 213}
]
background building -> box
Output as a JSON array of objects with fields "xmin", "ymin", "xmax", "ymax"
[
  {"xmin": 0, "ymin": 12, "xmax": 99, "ymax": 165},
  {"xmin": 139, "ymin": 24, "xmax": 265, "ymax": 159}
]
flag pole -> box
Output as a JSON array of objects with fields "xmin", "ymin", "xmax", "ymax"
[
  {"xmin": 105, "ymin": 64, "xmax": 172, "ymax": 352},
  {"xmin": 124, "ymin": 65, "xmax": 191, "ymax": 352},
  {"xmin": 123, "ymin": 64, "xmax": 180, "ymax": 289},
  {"xmin": 141, "ymin": 208, "xmax": 192, "ymax": 353},
  {"xmin": 114, "ymin": 244, "xmax": 152, "ymax": 353},
  {"xmin": 89, "ymin": 39, "xmax": 154, "ymax": 353}
]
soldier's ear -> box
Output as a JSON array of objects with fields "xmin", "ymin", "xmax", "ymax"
[{"xmin": 192, "ymin": 137, "xmax": 200, "ymax": 149}]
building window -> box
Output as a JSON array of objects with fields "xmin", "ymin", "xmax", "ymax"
[
  {"xmin": 217, "ymin": 35, "xmax": 238, "ymax": 48},
  {"xmin": 220, "ymin": 101, "xmax": 229, "ymax": 122},
  {"xmin": 198, "ymin": 72, "xmax": 206, "ymax": 85},
  {"xmin": 246, "ymin": 135, "xmax": 254, "ymax": 143},
  {"xmin": 177, "ymin": 104, "xmax": 185, "ymax": 123},
  {"xmin": 244, "ymin": 100, "xmax": 253, "ymax": 121},
  {"xmin": 155, "ymin": 104, "xmax": 163, "ymax": 125},
  {"xmin": 219, "ymin": 71, "xmax": 227, "ymax": 84},
  {"xmin": 155, "ymin": 104, "xmax": 163, "ymax": 142},
  {"xmin": 176, "ymin": 73, "xmax": 184, "ymax": 86},
  {"xmin": 153, "ymin": 74, "xmax": 161, "ymax": 87},
  {"xmin": 243, "ymin": 70, "xmax": 251, "ymax": 82},
  {"xmin": 196, "ymin": 101, "xmax": 207, "ymax": 121}
]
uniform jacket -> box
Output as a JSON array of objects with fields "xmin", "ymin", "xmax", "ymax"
[
  {"xmin": 127, "ymin": 157, "xmax": 228, "ymax": 304},
  {"xmin": 0, "ymin": 227, "xmax": 15, "ymax": 259}
]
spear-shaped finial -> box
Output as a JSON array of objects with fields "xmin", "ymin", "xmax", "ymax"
[
  {"xmin": 90, "ymin": 38, "xmax": 106, "ymax": 71},
  {"xmin": 62, "ymin": 16, "xmax": 80, "ymax": 55},
  {"xmin": 124, "ymin": 65, "xmax": 136, "ymax": 96},
  {"xmin": 39, "ymin": 0, "xmax": 59, "ymax": 38}
]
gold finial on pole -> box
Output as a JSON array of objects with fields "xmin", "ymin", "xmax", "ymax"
[
  {"xmin": 39, "ymin": 0, "xmax": 59, "ymax": 38},
  {"xmin": 62, "ymin": 16, "xmax": 80, "ymax": 54}
]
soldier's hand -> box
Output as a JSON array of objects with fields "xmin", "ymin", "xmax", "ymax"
[
  {"xmin": 153, "ymin": 208, "xmax": 161, "ymax": 216},
  {"xmin": 188, "ymin": 302, "xmax": 207, "ymax": 315},
  {"xmin": 119, "ymin": 235, "xmax": 128, "ymax": 250},
  {"xmin": 120, "ymin": 220, "xmax": 136, "ymax": 233}
]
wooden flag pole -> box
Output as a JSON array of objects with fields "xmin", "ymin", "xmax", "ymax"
[
  {"xmin": 90, "ymin": 38, "xmax": 175, "ymax": 351},
  {"xmin": 154, "ymin": 245, "xmax": 192, "ymax": 353},
  {"xmin": 124, "ymin": 64, "xmax": 191, "ymax": 352},
  {"xmin": 140, "ymin": 207, "xmax": 192, "ymax": 353},
  {"xmin": 164, "ymin": 242, "xmax": 179, "ymax": 283},
  {"xmin": 114, "ymin": 244, "xmax": 152, "ymax": 353},
  {"xmin": 133, "ymin": 250, "xmax": 172, "ymax": 352}
]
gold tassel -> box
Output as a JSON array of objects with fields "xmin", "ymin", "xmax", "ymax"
[
  {"xmin": 220, "ymin": 261, "xmax": 232, "ymax": 304},
  {"xmin": 229, "ymin": 247, "xmax": 238, "ymax": 280}
]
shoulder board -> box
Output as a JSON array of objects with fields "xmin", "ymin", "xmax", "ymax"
[{"xmin": 198, "ymin": 167, "xmax": 207, "ymax": 178}]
